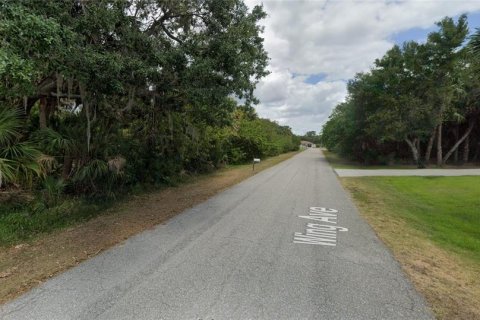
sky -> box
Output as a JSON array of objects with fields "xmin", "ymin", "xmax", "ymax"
[{"xmin": 243, "ymin": 0, "xmax": 480, "ymax": 135}]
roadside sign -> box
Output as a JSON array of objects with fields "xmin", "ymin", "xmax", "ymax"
[{"xmin": 253, "ymin": 158, "xmax": 261, "ymax": 171}]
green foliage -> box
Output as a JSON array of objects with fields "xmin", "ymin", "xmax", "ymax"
[
  {"xmin": 0, "ymin": 1, "xmax": 299, "ymax": 243},
  {"xmin": 227, "ymin": 114, "xmax": 299, "ymax": 163},
  {"xmin": 321, "ymin": 15, "xmax": 480, "ymax": 166},
  {"xmin": 0, "ymin": 106, "xmax": 43, "ymax": 187},
  {"xmin": 320, "ymin": 101, "xmax": 362, "ymax": 158},
  {"xmin": 299, "ymin": 131, "xmax": 322, "ymax": 145},
  {"xmin": 0, "ymin": 198, "xmax": 107, "ymax": 244},
  {"xmin": 39, "ymin": 176, "xmax": 66, "ymax": 208}
]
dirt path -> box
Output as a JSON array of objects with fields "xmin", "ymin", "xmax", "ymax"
[{"xmin": 0, "ymin": 152, "xmax": 299, "ymax": 304}]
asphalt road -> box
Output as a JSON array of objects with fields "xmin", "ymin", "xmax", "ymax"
[{"xmin": 0, "ymin": 149, "xmax": 433, "ymax": 320}]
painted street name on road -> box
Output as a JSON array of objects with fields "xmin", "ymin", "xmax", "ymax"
[{"xmin": 293, "ymin": 207, "xmax": 348, "ymax": 246}]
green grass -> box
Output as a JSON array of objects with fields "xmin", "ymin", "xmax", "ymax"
[
  {"xmin": 353, "ymin": 176, "xmax": 480, "ymax": 263},
  {"xmin": 0, "ymin": 198, "xmax": 112, "ymax": 245}
]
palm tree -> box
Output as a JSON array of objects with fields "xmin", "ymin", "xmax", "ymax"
[
  {"xmin": 0, "ymin": 107, "xmax": 43, "ymax": 188},
  {"xmin": 470, "ymin": 29, "xmax": 480, "ymax": 54}
]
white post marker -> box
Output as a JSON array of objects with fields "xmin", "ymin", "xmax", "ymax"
[{"xmin": 253, "ymin": 158, "xmax": 261, "ymax": 171}]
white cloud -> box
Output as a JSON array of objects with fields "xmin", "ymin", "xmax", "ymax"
[
  {"xmin": 254, "ymin": 68, "xmax": 347, "ymax": 133},
  {"xmin": 244, "ymin": 0, "xmax": 480, "ymax": 134}
]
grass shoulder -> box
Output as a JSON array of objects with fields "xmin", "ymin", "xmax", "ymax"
[{"xmin": 341, "ymin": 176, "xmax": 480, "ymax": 319}]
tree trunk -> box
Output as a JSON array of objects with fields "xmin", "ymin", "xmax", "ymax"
[
  {"xmin": 62, "ymin": 155, "xmax": 73, "ymax": 180},
  {"xmin": 86, "ymin": 103, "xmax": 91, "ymax": 153},
  {"xmin": 463, "ymin": 134, "xmax": 470, "ymax": 163},
  {"xmin": 443, "ymin": 120, "xmax": 475, "ymax": 164},
  {"xmin": 474, "ymin": 142, "xmax": 480, "ymax": 161},
  {"xmin": 39, "ymin": 97, "xmax": 48, "ymax": 129},
  {"xmin": 405, "ymin": 138, "xmax": 420, "ymax": 167},
  {"xmin": 79, "ymin": 83, "xmax": 91, "ymax": 153},
  {"xmin": 454, "ymin": 125, "xmax": 459, "ymax": 164},
  {"xmin": 415, "ymin": 138, "xmax": 425, "ymax": 167},
  {"xmin": 436, "ymin": 122, "xmax": 443, "ymax": 166},
  {"xmin": 425, "ymin": 126, "xmax": 436, "ymax": 165}
]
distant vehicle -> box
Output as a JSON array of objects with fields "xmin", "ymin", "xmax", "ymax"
[{"xmin": 300, "ymin": 140, "xmax": 316, "ymax": 148}]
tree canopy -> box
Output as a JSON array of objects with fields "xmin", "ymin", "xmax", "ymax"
[
  {"xmin": 320, "ymin": 15, "xmax": 480, "ymax": 167},
  {"xmin": 0, "ymin": 0, "xmax": 299, "ymax": 199}
]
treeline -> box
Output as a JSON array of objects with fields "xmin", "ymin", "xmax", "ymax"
[
  {"xmin": 298, "ymin": 131, "xmax": 321, "ymax": 145},
  {"xmin": 321, "ymin": 15, "xmax": 480, "ymax": 167},
  {"xmin": 0, "ymin": 0, "xmax": 298, "ymax": 203}
]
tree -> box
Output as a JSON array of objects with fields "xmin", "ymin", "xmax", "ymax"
[
  {"xmin": 320, "ymin": 14, "xmax": 479, "ymax": 167},
  {"xmin": 425, "ymin": 15, "xmax": 468, "ymax": 165},
  {"xmin": 0, "ymin": 0, "xmax": 278, "ymax": 196},
  {"xmin": 441, "ymin": 48, "xmax": 480, "ymax": 164},
  {"xmin": 361, "ymin": 43, "xmax": 436, "ymax": 166}
]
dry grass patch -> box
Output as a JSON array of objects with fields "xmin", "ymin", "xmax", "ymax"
[{"xmin": 0, "ymin": 151, "xmax": 300, "ymax": 304}]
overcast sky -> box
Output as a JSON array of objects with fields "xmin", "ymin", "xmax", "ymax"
[{"xmin": 244, "ymin": 0, "xmax": 480, "ymax": 135}]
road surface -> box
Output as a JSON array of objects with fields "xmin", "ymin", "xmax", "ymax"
[
  {"xmin": 0, "ymin": 149, "xmax": 432, "ymax": 320},
  {"xmin": 336, "ymin": 168, "xmax": 480, "ymax": 177}
]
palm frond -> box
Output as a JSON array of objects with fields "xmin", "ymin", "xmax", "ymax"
[
  {"xmin": 469, "ymin": 28, "xmax": 480, "ymax": 55},
  {"xmin": 0, "ymin": 107, "xmax": 22, "ymax": 146},
  {"xmin": 0, "ymin": 142, "xmax": 42, "ymax": 161},
  {"xmin": 73, "ymin": 159, "xmax": 110, "ymax": 183},
  {"xmin": 0, "ymin": 107, "xmax": 45, "ymax": 188},
  {"xmin": 40, "ymin": 176, "xmax": 66, "ymax": 207},
  {"xmin": 38, "ymin": 154, "xmax": 57, "ymax": 173},
  {"xmin": 33, "ymin": 128, "xmax": 75, "ymax": 154},
  {"xmin": 0, "ymin": 158, "xmax": 16, "ymax": 187}
]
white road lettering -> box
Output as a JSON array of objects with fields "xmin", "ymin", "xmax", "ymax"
[
  {"xmin": 294, "ymin": 207, "xmax": 348, "ymax": 246},
  {"xmin": 298, "ymin": 215, "xmax": 337, "ymax": 223}
]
